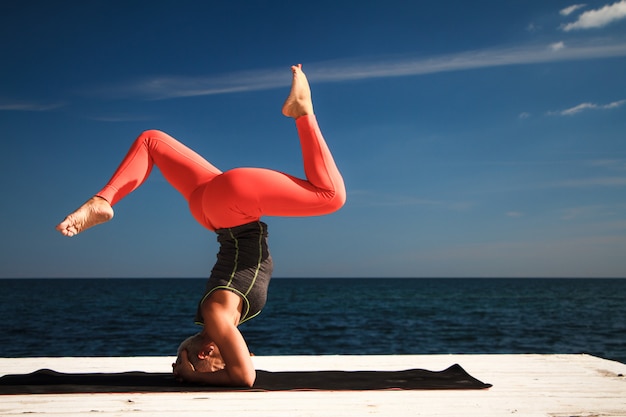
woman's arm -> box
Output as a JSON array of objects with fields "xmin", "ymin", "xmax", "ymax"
[
  {"xmin": 173, "ymin": 347, "xmax": 254, "ymax": 387},
  {"xmin": 174, "ymin": 291, "xmax": 256, "ymax": 387}
]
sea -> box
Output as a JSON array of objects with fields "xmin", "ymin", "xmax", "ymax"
[{"xmin": 1, "ymin": 278, "xmax": 624, "ymax": 364}]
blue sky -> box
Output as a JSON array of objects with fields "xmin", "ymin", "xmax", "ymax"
[{"xmin": 1, "ymin": 0, "xmax": 625, "ymax": 278}]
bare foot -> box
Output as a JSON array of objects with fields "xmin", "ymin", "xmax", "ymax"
[
  {"xmin": 282, "ymin": 64, "xmax": 314, "ymax": 119},
  {"xmin": 56, "ymin": 196, "xmax": 114, "ymax": 237}
]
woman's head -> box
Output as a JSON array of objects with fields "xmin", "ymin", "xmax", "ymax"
[{"xmin": 177, "ymin": 333, "xmax": 225, "ymax": 372}]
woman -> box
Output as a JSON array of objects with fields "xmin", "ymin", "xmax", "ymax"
[{"xmin": 56, "ymin": 64, "xmax": 346, "ymax": 387}]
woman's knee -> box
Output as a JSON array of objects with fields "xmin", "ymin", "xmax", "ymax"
[
  {"xmin": 137, "ymin": 129, "xmax": 168, "ymax": 142},
  {"xmin": 320, "ymin": 186, "xmax": 346, "ymax": 214}
]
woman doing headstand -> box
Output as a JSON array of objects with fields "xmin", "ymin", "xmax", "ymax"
[{"xmin": 56, "ymin": 65, "xmax": 346, "ymax": 387}]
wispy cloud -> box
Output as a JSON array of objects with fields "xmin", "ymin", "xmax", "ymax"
[
  {"xmin": 537, "ymin": 160, "xmax": 626, "ymax": 189},
  {"xmin": 526, "ymin": 22, "xmax": 539, "ymax": 33},
  {"xmin": 560, "ymin": 204, "xmax": 618, "ymax": 220},
  {"xmin": 561, "ymin": 0, "xmax": 626, "ymax": 31},
  {"xmin": 560, "ymin": 4, "xmax": 587, "ymax": 16},
  {"xmin": 548, "ymin": 99, "xmax": 626, "ymax": 115},
  {"xmin": 0, "ymin": 101, "xmax": 65, "ymax": 111},
  {"xmin": 586, "ymin": 159, "xmax": 626, "ymax": 170},
  {"xmin": 105, "ymin": 69, "xmax": 289, "ymax": 100},
  {"xmin": 106, "ymin": 40, "xmax": 626, "ymax": 100},
  {"xmin": 349, "ymin": 190, "xmax": 474, "ymax": 211},
  {"xmin": 605, "ymin": 99, "xmax": 626, "ymax": 108},
  {"xmin": 86, "ymin": 114, "xmax": 153, "ymax": 122},
  {"xmin": 549, "ymin": 41, "xmax": 566, "ymax": 51},
  {"xmin": 549, "ymin": 176, "xmax": 626, "ymax": 187}
]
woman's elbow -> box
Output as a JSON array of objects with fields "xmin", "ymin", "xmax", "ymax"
[
  {"xmin": 242, "ymin": 373, "xmax": 256, "ymax": 388},
  {"xmin": 327, "ymin": 185, "xmax": 346, "ymax": 213},
  {"xmin": 232, "ymin": 368, "xmax": 256, "ymax": 388},
  {"xmin": 335, "ymin": 186, "xmax": 347, "ymax": 210}
]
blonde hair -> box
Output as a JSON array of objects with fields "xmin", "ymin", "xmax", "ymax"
[{"xmin": 177, "ymin": 333, "xmax": 222, "ymax": 372}]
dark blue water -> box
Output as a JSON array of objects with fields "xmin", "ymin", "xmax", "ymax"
[{"xmin": 1, "ymin": 278, "xmax": 624, "ymax": 363}]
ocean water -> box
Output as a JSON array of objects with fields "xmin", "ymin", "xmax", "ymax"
[{"xmin": 0, "ymin": 278, "xmax": 624, "ymax": 364}]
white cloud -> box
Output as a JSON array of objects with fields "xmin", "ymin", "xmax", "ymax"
[
  {"xmin": 561, "ymin": 205, "xmax": 606, "ymax": 220},
  {"xmin": 349, "ymin": 190, "xmax": 475, "ymax": 211},
  {"xmin": 518, "ymin": 112, "xmax": 531, "ymax": 119},
  {"xmin": 604, "ymin": 99, "xmax": 626, "ymax": 108},
  {"xmin": 112, "ymin": 70, "xmax": 290, "ymax": 100},
  {"xmin": 526, "ymin": 22, "xmax": 538, "ymax": 32},
  {"xmin": 506, "ymin": 211, "xmax": 524, "ymax": 218},
  {"xmin": 560, "ymin": 102, "xmax": 598, "ymax": 115},
  {"xmin": 549, "ymin": 99, "xmax": 626, "ymax": 115},
  {"xmin": 559, "ymin": 204, "xmax": 626, "ymax": 221},
  {"xmin": 562, "ymin": 0, "xmax": 626, "ymax": 31},
  {"xmin": 86, "ymin": 114, "xmax": 153, "ymax": 122},
  {"xmin": 560, "ymin": 4, "xmax": 587, "ymax": 16},
  {"xmin": 550, "ymin": 176, "xmax": 626, "ymax": 187},
  {"xmin": 587, "ymin": 159, "xmax": 626, "ymax": 170},
  {"xmin": 549, "ymin": 41, "xmax": 566, "ymax": 51},
  {"xmin": 0, "ymin": 101, "xmax": 64, "ymax": 111},
  {"xmin": 108, "ymin": 40, "xmax": 626, "ymax": 100}
]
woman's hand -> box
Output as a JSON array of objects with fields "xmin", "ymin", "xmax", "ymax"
[{"xmin": 172, "ymin": 349, "xmax": 197, "ymax": 383}]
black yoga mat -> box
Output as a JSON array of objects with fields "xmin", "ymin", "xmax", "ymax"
[{"xmin": 0, "ymin": 364, "xmax": 491, "ymax": 394}]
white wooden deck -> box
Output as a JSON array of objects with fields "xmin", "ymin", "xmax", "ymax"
[{"xmin": 1, "ymin": 354, "xmax": 625, "ymax": 417}]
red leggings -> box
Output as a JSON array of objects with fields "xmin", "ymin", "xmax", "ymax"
[{"xmin": 96, "ymin": 115, "xmax": 346, "ymax": 231}]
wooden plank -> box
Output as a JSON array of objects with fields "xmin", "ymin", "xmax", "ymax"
[{"xmin": 1, "ymin": 355, "xmax": 625, "ymax": 417}]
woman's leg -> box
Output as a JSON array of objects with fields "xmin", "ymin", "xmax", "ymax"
[
  {"xmin": 237, "ymin": 115, "xmax": 345, "ymax": 215},
  {"xmin": 56, "ymin": 130, "xmax": 221, "ymax": 236},
  {"xmin": 279, "ymin": 65, "xmax": 345, "ymax": 208},
  {"xmin": 97, "ymin": 130, "xmax": 221, "ymax": 206},
  {"xmin": 200, "ymin": 65, "xmax": 346, "ymax": 229}
]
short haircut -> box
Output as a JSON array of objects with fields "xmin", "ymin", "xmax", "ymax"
[{"xmin": 177, "ymin": 333, "xmax": 212, "ymax": 372}]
